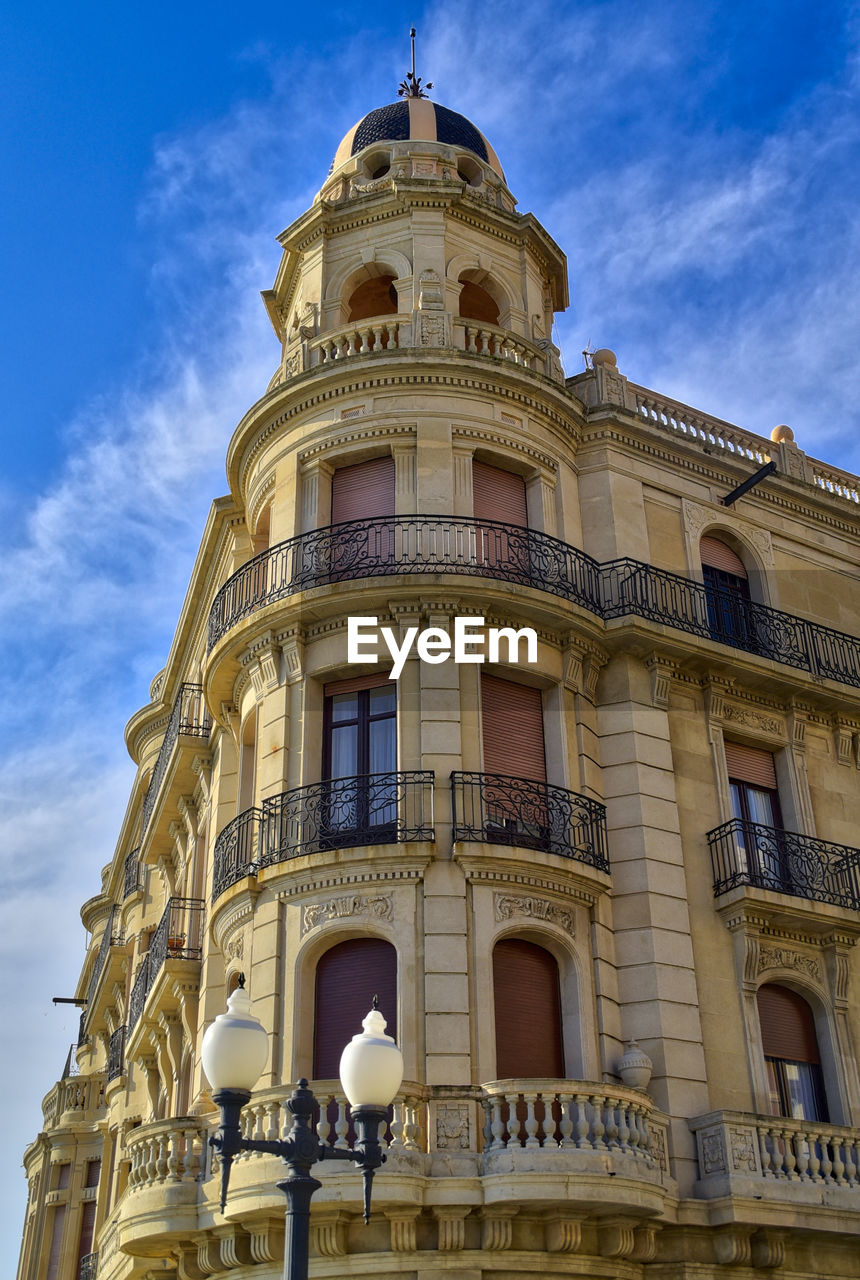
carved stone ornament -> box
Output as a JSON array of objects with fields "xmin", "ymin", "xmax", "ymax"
[
  {"xmin": 494, "ymin": 893, "xmax": 574, "ymax": 935},
  {"xmin": 224, "ymin": 932, "xmax": 245, "ymax": 963},
  {"xmin": 723, "ymin": 703, "xmax": 783, "ymax": 736},
  {"xmin": 700, "ymin": 1125, "xmax": 727, "ymax": 1175},
  {"xmin": 435, "ymin": 1103, "xmax": 470, "ymax": 1150},
  {"xmin": 758, "ymin": 945, "xmax": 821, "ymax": 984},
  {"xmin": 729, "ymin": 1126, "xmax": 759, "ymax": 1172},
  {"xmin": 418, "ymin": 268, "xmax": 444, "ymax": 310},
  {"xmin": 419, "ymin": 313, "xmax": 447, "ymax": 347},
  {"xmin": 302, "ymin": 893, "xmax": 393, "ymax": 934}
]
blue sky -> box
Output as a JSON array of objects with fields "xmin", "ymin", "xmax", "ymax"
[{"xmin": 2, "ymin": 0, "xmax": 859, "ymax": 1259}]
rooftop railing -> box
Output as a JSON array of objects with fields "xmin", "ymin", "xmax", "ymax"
[
  {"xmin": 451, "ymin": 771, "xmax": 609, "ymax": 871},
  {"xmin": 708, "ymin": 818, "xmax": 860, "ymax": 911},
  {"xmin": 141, "ymin": 684, "xmax": 211, "ymax": 832}
]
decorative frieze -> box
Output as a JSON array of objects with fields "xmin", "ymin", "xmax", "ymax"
[
  {"xmin": 301, "ymin": 893, "xmax": 394, "ymax": 934},
  {"xmin": 722, "ymin": 702, "xmax": 783, "ymax": 736},
  {"xmin": 435, "ymin": 1102, "xmax": 471, "ymax": 1150},
  {"xmin": 757, "ymin": 945, "xmax": 821, "ymax": 984},
  {"xmin": 494, "ymin": 892, "xmax": 574, "ymax": 935}
]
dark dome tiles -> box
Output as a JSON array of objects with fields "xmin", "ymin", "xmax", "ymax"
[
  {"xmin": 432, "ymin": 104, "xmax": 489, "ymax": 161},
  {"xmin": 351, "ymin": 102, "xmax": 411, "ymax": 154}
]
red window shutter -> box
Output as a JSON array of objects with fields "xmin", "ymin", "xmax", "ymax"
[
  {"xmin": 331, "ymin": 457, "xmax": 395, "ymax": 523},
  {"xmin": 757, "ymin": 985, "xmax": 820, "ymax": 1063},
  {"xmin": 314, "ymin": 939, "xmax": 397, "ymax": 1079},
  {"xmin": 724, "ymin": 741, "xmax": 778, "ymax": 789},
  {"xmin": 493, "ymin": 939, "xmax": 564, "ymax": 1078},
  {"xmin": 77, "ymin": 1200, "xmax": 97, "ymax": 1263},
  {"xmin": 700, "ymin": 536, "xmax": 747, "ymax": 577},
  {"xmin": 473, "ymin": 461, "xmax": 527, "ymax": 527},
  {"xmin": 481, "ymin": 674, "xmax": 546, "ymax": 781}
]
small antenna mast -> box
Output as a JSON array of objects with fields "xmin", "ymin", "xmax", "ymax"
[{"xmin": 398, "ymin": 26, "xmax": 433, "ymax": 98}]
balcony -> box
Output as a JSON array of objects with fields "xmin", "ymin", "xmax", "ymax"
[
  {"xmin": 41, "ymin": 1073, "xmax": 105, "ymax": 1132},
  {"xmin": 107, "ymin": 1025, "xmax": 126, "ymax": 1083},
  {"xmin": 141, "ymin": 683, "xmax": 211, "ymax": 832},
  {"xmin": 708, "ymin": 819, "xmax": 860, "ymax": 912},
  {"xmin": 212, "ymin": 772, "xmax": 436, "ymax": 902},
  {"xmin": 691, "ymin": 1110, "xmax": 860, "ymax": 1205},
  {"xmin": 205, "ymin": 519, "xmax": 860, "ymax": 691},
  {"xmin": 206, "ymin": 515, "xmax": 602, "ymax": 651},
  {"xmin": 78, "ymin": 1253, "xmax": 98, "ymax": 1280},
  {"xmin": 452, "ymin": 771, "xmax": 609, "ymax": 871},
  {"xmin": 82, "ymin": 906, "xmax": 124, "ymax": 1036},
  {"xmin": 122, "ymin": 847, "xmax": 141, "ymax": 898},
  {"xmin": 128, "ymin": 897, "xmax": 205, "ymax": 1033}
]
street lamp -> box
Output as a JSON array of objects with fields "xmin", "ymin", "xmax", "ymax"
[{"xmin": 202, "ymin": 974, "xmax": 403, "ymax": 1280}]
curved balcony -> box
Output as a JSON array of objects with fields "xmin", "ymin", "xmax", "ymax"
[
  {"xmin": 207, "ymin": 515, "xmax": 603, "ymax": 651},
  {"xmin": 708, "ymin": 819, "xmax": 860, "ymax": 912},
  {"xmin": 212, "ymin": 771, "xmax": 436, "ymax": 902},
  {"xmin": 206, "ymin": 518, "xmax": 860, "ymax": 691},
  {"xmin": 141, "ymin": 683, "xmax": 211, "ymax": 833},
  {"xmin": 127, "ymin": 897, "xmax": 205, "ymax": 1034},
  {"xmin": 82, "ymin": 906, "xmax": 124, "ymax": 1035},
  {"xmin": 451, "ymin": 771, "xmax": 609, "ymax": 871}
]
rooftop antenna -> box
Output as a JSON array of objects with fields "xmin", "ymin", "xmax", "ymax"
[
  {"xmin": 582, "ymin": 339, "xmax": 594, "ymax": 369},
  {"xmin": 398, "ymin": 26, "xmax": 433, "ymax": 98}
]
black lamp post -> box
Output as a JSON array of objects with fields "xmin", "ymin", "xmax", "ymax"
[{"xmin": 202, "ymin": 976, "xmax": 403, "ymax": 1280}]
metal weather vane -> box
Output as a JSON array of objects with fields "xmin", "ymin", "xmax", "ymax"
[{"xmin": 398, "ymin": 26, "xmax": 433, "ymax": 98}]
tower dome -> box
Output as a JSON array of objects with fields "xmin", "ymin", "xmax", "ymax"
[{"xmin": 331, "ymin": 98, "xmax": 505, "ymax": 180}]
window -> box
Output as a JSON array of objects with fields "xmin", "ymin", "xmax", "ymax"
[
  {"xmin": 473, "ymin": 461, "xmax": 529, "ymax": 578},
  {"xmin": 330, "ymin": 457, "xmax": 395, "ymax": 578},
  {"xmin": 322, "ymin": 677, "xmax": 397, "ymax": 841},
  {"xmin": 77, "ymin": 1200, "xmax": 97, "ymax": 1270},
  {"xmin": 493, "ymin": 939, "xmax": 564, "ymax": 1077},
  {"xmin": 481, "ymin": 675, "xmax": 549, "ymax": 849},
  {"xmin": 84, "ymin": 1159, "xmax": 101, "ymax": 1188},
  {"xmin": 757, "ymin": 985, "xmax": 828, "ymax": 1122},
  {"xmin": 725, "ymin": 742, "xmax": 788, "ymax": 890},
  {"xmin": 347, "ymin": 275, "xmax": 398, "ymax": 322},
  {"xmin": 701, "ymin": 536, "xmax": 758, "ymax": 650},
  {"xmin": 314, "ymin": 938, "xmax": 397, "ymax": 1078}
]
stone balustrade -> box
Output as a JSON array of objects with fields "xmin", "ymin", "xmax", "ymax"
[
  {"xmin": 230, "ymin": 1081, "xmax": 425, "ymax": 1158},
  {"xmin": 480, "ymin": 1079, "xmax": 667, "ymax": 1172},
  {"xmin": 41, "ymin": 1074, "xmax": 105, "ymax": 1130},
  {"xmin": 631, "ymin": 385, "xmax": 772, "ymax": 464},
  {"xmin": 691, "ymin": 1110, "xmax": 860, "ymax": 1201},
  {"xmin": 125, "ymin": 1116, "xmax": 208, "ymax": 1190},
  {"xmin": 308, "ymin": 317, "xmax": 407, "ymax": 364},
  {"xmin": 452, "ymin": 318, "xmax": 549, "ymax": 373}
]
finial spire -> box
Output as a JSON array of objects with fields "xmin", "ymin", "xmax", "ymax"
[{"xmin": 398, "ymin": 26, "xmax": 433, "ymax": 99}]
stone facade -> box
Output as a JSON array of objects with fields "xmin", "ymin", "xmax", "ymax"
[{"xmin": 17, "ymin": 92, "xmax": 860, "ymax": 1280}]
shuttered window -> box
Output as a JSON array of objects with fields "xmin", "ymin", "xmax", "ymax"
[
  {"xmin": 757, "ymin": 985, "xmax": 820, "ymax": 1062},
  {"xmin": 473, "ymin": 461, "xmax": 527, "ymax": 527},
  {"xmin": 314, "ymin": 939, "xmax": 397, "ymax": 1079},
  {"xmin": 331, "ymin": 457, "xmax": 395, "ymax": 524},
  {"xmin": 700, "ymin": 536, "xmax": 747, "ymax": 577},
  {"xmin": 45, "ymin": 1206, "xmax": 66, "ymax": 1280},
  {"xmin": 757, "ymin": 984, "xmax": 828, "ymax": 1121},
  {"xmin": 482, "ymin": 674, "xmax": 546, "ymax": 781},
  {"xmin": 724, "ymin": 742, "xmax": 777, "ymax": 790},
  {"xmin": 77, "ymin": 1200, "xmax": 97, "ymax": 1265},
  {"xmin": 493, "ymin": 939, "xmax": 564, "ymax": 1077}
]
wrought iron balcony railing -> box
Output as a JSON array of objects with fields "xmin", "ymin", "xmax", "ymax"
[
  {"xmin": 708, "ymin": 818, "xmax": 860, "ymax": 911},
  {"xmin": 207, "ymin": 515, "xmax": 603, "ymax": 650},
  {"xmin": 212, "ymin": 772, "xmax": 436, "ymax": 902},
  {"xmin": 141, "ymin": 684, "xmax": 211, "ymax": 832},
  {"xmin": 107, "ymin": 1024, "xmax": 126, "ymax": 1082},
  {"xmin": 123, "ymin": 847, "xmax": 141, "ymax": 898},
  {"xmin": 206, "ymin": 519, "xmax": 860, "ymax": 689},
  {"xmin": 127, "ymin": 897, "xmax": 205, "ymax": 1032},
  {"xmin": 451, "ymin": 771, "xmax": 609, "ymax": 871},
  {"xmin": 84, "ymin": 906, "xmax": 123, "ymax": 1024},
  {"xmin": 78, "ymin": 1251, "xmax": 98, "ymax": 1280}
]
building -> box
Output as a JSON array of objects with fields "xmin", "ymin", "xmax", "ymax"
[{"xmin": 16, "ymin": 68, "xmax": 860, "ymax": 1280}]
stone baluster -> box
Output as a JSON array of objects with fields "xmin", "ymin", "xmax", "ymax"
[
  {"xmin": 604, "ymin": 1099, "xmax": 620, "ymax": 1150},
  {"xmin": 758, "ymin": 1125, "xmax": 773, "ymax": 1176},
  {"xmin": 465, "ymin": 325, "xmax": 477, "ymax": 354},
  {"xmin": 557, "ymin": 1092, "xmax": 574, "ymax": 1148},
  {"xmin": 819, "ymin": 1134, "xmax": 834, "ymax": 1183},
  {"xmin": 616, "ymin": 1100, "xmax": 630, "ymax": 1153},
  {"xmin": 793, "ymin": 1130, "xmax": 810, "ymax": 1180},
  {"xmin": 317, "ymin": 1100, "xmax": 332, "ymax": 1149},
  {"xmin": 372, "ymin": 326, "xmax": 384, "ymax": 352},
  {"xmin": 167, "ymin": 1129, "xmax": 182, "ymax": 1181},
  {"xmin": 523, "ymin": 1093, "xmax": 540, "ymax": 1148},
  {"xmin": 589, "ymin": 1094, "xmax": 605, "ymax": 1151},
  {"xmin": 805, "ymin": 1132, "xmax": 821, "ymax": 1181},
  {"xmin": 156, "ymin": 1133, "xmax": 170, "ymax": 1183},
  {"xmin": 831, "ymin": 1137, "xmax": 846, "ymax": 1185},
  {"xmin": 489, "ymin": 1097, "xmax": 505, "ymax": 1151},
  {"xmin": 334, "ymin": 1098, "xmax": 349, "ymax": 1149},
  {"xmin": 505, "ymin": 1094, "xmax": 521, "ymax": 1147},
  {"xmin": 185, "ymin": 1130, "xmax": 202, "ymax": 1182},
  {"xmin": 780, "ymin": 1126, "xmax": 797, "ymax": 1178},
  {"xmin": 145, "ymin": 1135, "xmax": 159, "ymax": 1185},
  {"xmin": 405, "ymin": 1096, "xmax": 421, "ymax": 1149},
  {"xmin": 265, "ymin": 1101, "xmax": 279, "ymax": 1142},
  {"xmin": 574, "ymin": 1094, "xmax": 590, "ymax": 1148},
  {"xmin": 389, "ymin": 1100, "xmax": 406, "ymax": 1149},
  {"xmin": 846, "ymin": 1138, "xmax": 860, "ymax": 1185}
]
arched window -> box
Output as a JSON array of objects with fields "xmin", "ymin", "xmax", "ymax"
[
  {"xmin": 757, "ymin": 984, "xmax": 828, "ymax": 1121},
  {"xmin": 700, "ymin": 536, "xmax": 757, "ymax": 649},
  {"xmin": 459, "ymin": 277, "xmax": 500, "ymax": 325},
  {"xmin": 313, "ymin": 938, "xmax": 397, "ymax": 1078},
  {"xmin": 493, "ymin": 938, "xmax": 563, "ymax": 1077},
  {"xmin": 347, "ymin": 275, "xmax": 398, "ymax": 322},
  {"xmin": 237, "ymin": 709, "xmax": 257, "ymax": 813}
]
